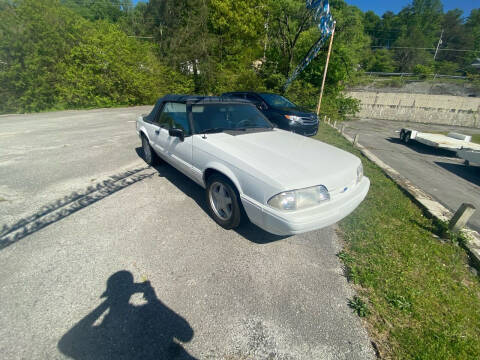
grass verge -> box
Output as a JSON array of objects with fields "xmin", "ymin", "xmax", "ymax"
[
  {"xmin": 314, "ymin": 123, "xmax": 480, "ymax": 359},
  {"xmin": 471, "ymin": 134, "xmax": 480, "ymax": 145}
]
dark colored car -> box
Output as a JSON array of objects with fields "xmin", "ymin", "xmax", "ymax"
[{"xmin": 222, "ymin": 92, "xmax": 319, "ymax": 136}]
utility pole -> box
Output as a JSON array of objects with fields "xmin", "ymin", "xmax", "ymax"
[
  {"xmin": 263, "ymin": 14, "xmax": 269, "ymax": 61},
  {"xmin": 316, "ymin": 21, "xmax": 336, "ymax": 117},
  {"xmin": 434, "ymin": 29, "xmax": 444, "ymax": 61}
]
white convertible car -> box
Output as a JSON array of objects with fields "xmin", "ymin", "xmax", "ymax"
[{"xmin": 136, "ymin": 95, "xmax": 370, "ymax": 235}]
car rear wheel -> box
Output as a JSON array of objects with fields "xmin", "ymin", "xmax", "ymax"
[
  {"xmin": 142, "ymin": 135, "xmax": 158, "ymax": 166},
  {"xmin": 206, "ymin": 174, "xmax": 242, "ymax": 229},
  {"xmin": 404, "ymin": 132, "xmax": 411, "ymax": 144}
]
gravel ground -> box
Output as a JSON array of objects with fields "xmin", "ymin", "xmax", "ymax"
[{"xmin": 0, "ymin": 107, "xmax": 374, "ymax": 359}]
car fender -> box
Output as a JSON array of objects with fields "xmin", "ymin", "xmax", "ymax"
[
  {"xmin": 203, "ymin": 161, "xmax": 244, "ymax": 195},
  {"xmin": 137, "ymin": 123, "xmax": 150, "ymax": 142},
  {"xmin": 202, "ymin": 161, "xmax": 268, "ymax": 228}
]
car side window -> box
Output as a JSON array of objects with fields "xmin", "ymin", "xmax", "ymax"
[
  {"xmin": 158, "ymin": 102, "xmax": 190, "ymax": 135},
  {"xmin": 245, "ymin": 94, "xmax": 261, "ymax": 104},
  {"xmin": 227, "ymin": 93, "xmax": 245, "ymax": 100}
]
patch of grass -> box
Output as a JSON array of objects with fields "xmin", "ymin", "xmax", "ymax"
[
  {"xmin": 315, "ymin": 123, "xmax": 480, "ymax": 359},
  {"xmin": 470, "ymin": 134, "xmax": 480, "ymax": 145}
]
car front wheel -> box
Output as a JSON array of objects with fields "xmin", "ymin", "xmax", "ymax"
[
  {"xmin": 142, "ymin": 135, "xmax": 158, "ymax": 166},
  {"xmin": 206, "ymin": 174, "xmax": 242, "ymax": 230}
]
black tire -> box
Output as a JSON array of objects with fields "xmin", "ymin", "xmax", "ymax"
[
  {"xmin": 404, "ymin": 132, "xmax": 411, "ymax": 144},
  {"xmin": 400, "ymin": 129, "xmax": 405, "ymax": 141},
  {"xmin": 465, "ymin": 160, "xmax": 470, "ymax": 167},
  {"xmin": 206, "ymin": 174, "xmax": 242, "ymax": 230},
  {"xmin": 141, "ymin": 135, "xmax": 158, "ymax": 166}
]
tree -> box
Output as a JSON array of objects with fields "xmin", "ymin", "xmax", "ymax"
[
  {"xmin": 0, "ymin": 0, "xmax": 192, "ymax": 113},
  {"xmin": 362, "ymin": 49, "xmax": 396, "ymax": 72},
  {"xmin": 464, "ymin": 9, "xmax": 480, "ymax": 72},
  {"xmin": 0, "ymin": 0, "xmax": 87, "ymax": 112},
  {"xmin": 62, "ymin": 0, "xmax": 131, "ymax": 22},
  {"xmin": 282, "ymin": 0, "xmax": 368, "ymax": 119},
  {"xmin": 143, "ymin": 0, "xmax": 217, "ymax": 93},
  {"xmin": 392, "ymin": 0, "xmax": 443, "ymax": 71},
  {"xmin": 267, "ymin": 0, "xmax": 316, "ymax": 78},
  {"xmin": 56, "ymin": 21, "xmax": 192, "ymax": 107}
]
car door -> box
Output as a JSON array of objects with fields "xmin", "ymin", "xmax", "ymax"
[{"xmin": 159, "ymin": 102, "xmax": 194, "ymax": 177}]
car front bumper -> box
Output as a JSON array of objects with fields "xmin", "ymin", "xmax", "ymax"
[{"xmin": 241, "ymin": 177, "xmax": 370, "ymax": 236}]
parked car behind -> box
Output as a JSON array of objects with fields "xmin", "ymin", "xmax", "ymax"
[
  {"xmin": 136, "ymin": 95, "xmax": 369, "ymax": 236},
  {"xmin": 221, "ymin": 92, "xmax": 319, "ymax": 136}
]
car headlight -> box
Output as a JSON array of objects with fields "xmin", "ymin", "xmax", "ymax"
[
  {"xmin": 356, "ymin": 163, "xmax": 363, "ymax": 184},
  {"xmin": 268, "ymin": 185, "xmax": 330, "ymax": 211},
  {"xmin": 285, "ymin": 115, "xmax": 302, "ymax": 123}
]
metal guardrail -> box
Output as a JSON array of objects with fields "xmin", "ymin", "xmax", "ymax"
[{"xmin": 365, "ymin": 72, "xmax": 468, "ymax": 80}]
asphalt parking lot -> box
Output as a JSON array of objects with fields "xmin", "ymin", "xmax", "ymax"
[
  {"xmin": 0, "ymin": 108, "xmax": 374, "ymax": 359},
  {"xmin": 343, "ymin": 118, "xmax": 480, "ymax": 232}
]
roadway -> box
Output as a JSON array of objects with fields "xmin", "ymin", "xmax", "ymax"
[
  {"xmin": 343, "ymin": 118, "xmax": 480, "ymax": 232},
  {"xmin": 0, "ymin": 107, "xmax": 374, "ymax": 359}
]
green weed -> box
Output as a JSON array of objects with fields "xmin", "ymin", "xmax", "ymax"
[{"xmin": 315, "ymin": 123, "xmax": 480, "ymax": 359}]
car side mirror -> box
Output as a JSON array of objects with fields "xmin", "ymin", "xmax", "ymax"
[
  {"xmin": 257, "ymin": 102, "xmax": 267, "ymax": 111},
  {"xmin": 169, "ymin": 128, "xmax": 184, "ymax": 141}
]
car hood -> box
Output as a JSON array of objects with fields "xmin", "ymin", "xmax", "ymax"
[
  {"xmin": 200, "ymin": 129, "xmax": 360, "ymax": 193},
  {"xmin": 273, "ymin": 106, "xmax": 317, "ymax": 118}
]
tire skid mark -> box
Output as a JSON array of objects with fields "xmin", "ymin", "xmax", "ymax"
[{"xmin": 0, "ymin": 166, "xmax": 154, "ymax": 250}]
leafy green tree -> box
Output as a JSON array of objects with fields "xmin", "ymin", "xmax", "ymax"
[
  {"xmin": 362, "ymin": 49, "xmax": 396, "ymax": 72},
  {"xmin": 0, "ymin": 0, "xmax": 191, "ymax": 113},
  {"xmin": 464, "ymin": 9, "xmax": 480, "ymax": 72},
  {"xmin": 62, "ymin": 0, "xmax": 131, "ymax": 22},
  {"xmin": 277, "ymin": 0, "xmax": 367, "ymax": 120},
  {"xmin": 439, "ymin": 9, "xmax": 469, "ymax": 65},
  {"xmin": 0, "ymin": 0, "xmax": 86, "ymax": 112},
  {"xmin": 56, "ymin": 21, "xmax": 192, "ymax": 107},
  {"xmin": 391, "ymin": 1, "xmax": 443, "ymax": 71},
  {"xmin": 144, "ymin": 0, "xmax": 218, "ymax": 93},
  {"xmin": 208, "ymin": 0, "xmax": 266, "ymax": 93},
  {"xmin": 266, "ymin": 0, "xmax": 316, "ymax": 78}
]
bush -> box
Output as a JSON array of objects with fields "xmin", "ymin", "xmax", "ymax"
[
  {"xmin": 413, "ymin": 64, "xmax": 434, "ymax": 79},
  {"xmin": 0, "ymin": 0, "xmax": 192, "ymax": 113}
]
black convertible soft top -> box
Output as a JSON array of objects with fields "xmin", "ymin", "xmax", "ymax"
[{"xmin": 143, "ymin": 94, "xmax": 253, "ymax": 123}]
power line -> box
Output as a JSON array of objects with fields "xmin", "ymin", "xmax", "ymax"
[{"xmin": 371, "ymin": 46, "xmax": 479, "ymax": 53}]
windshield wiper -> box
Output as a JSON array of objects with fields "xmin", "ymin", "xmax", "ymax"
[
  {"xmin": 201, "ymin": 127, "xmax": 249, "ymax": 134},
  {"xmin": 235, "ymin": 126, "xmax": 271, "ymax": 130},
  {"xmin": 201, "ymin": 128, "xmax": 227, "ymax": 134}
]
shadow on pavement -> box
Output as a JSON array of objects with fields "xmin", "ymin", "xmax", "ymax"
[
  {"xmin": 434, "ymin": 161, "xmax": 480, "ymax": 187},
  {"xmin": 134, "ymin": 147, "xmax": 288, "ymax": 244},
  {"xmin": 0, "ymin": 167, "xmax": 155, "ymax": 251},
  {"xmin": 386, "ymin": 137, "xmax": 458, "ymax": 157},
  {"xmin": 58, "ymin": 271, "xmax": 196, "ymax": 360}
]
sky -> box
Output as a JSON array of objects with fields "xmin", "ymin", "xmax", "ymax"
[
  {"xmin": 346, "ymin": 0, "xmax": 479, "ymax": 17},
  {"xmin": 131, "ymin": 1, "xmax": 479, "ymax": 17}
]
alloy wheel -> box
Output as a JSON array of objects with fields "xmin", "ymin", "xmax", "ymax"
[{"xmin": 209, "ymin": 182, "xmax": 233, "ymax": 221}]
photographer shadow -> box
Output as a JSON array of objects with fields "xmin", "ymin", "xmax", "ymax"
[{"xmin": 58, "ymin": 271, "xmax": 196, "ymax": 360}]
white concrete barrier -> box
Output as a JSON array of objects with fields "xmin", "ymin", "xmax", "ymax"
[{"xmin": 349, "ymin": 91, "xmax": 480, "ymax": 128}]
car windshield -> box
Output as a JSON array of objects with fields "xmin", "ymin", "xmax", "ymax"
[
  {"xmin": 259, "ymin": 93, "xmax": 297, "ymax": 108},
  {"xmin": 192, "ymin": 104, "xmax": 272, "ymax": 133}
]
